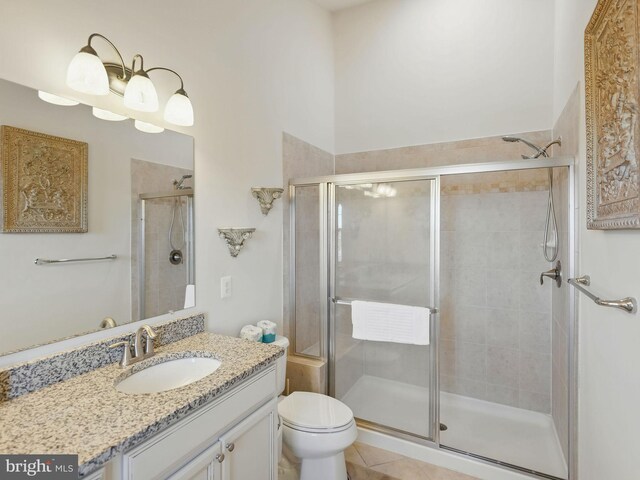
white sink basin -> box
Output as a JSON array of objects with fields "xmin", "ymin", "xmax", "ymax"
[{"xmin": 116, "ymin": 357, "xmax": 222, "ymax": 394}]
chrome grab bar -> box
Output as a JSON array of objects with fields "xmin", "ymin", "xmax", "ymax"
[
  {"xmin": 568, "ymin": 275, "xmax": 637, "ymax": 314},
  {"xmin": 34, "ymin": 254, "xmax": 117, "ymax": 265},
  {"xmin": 331, "ymin": 296, "xmax": 438, "ymax": 314}
]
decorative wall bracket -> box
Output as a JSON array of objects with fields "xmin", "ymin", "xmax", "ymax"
[
  {"xmin": 251, "ymin": 187, "xmax": 284, "ymax": 215},
  {"xmin": 218, "ymin": 228, "xmax": 256, "ymax": 257}
]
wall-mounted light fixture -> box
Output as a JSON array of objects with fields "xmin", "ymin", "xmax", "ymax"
[{"xmin": 65, "ymin": 33, "xmax": 194, "ymax": 128}]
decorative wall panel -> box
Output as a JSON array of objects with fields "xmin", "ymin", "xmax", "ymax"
[
  {"xmin": 585, "ymin": 0, "xmax": 640, "ymax": 229},
  {"xmin": 1, "ymin": 126, "xmax": 87, "ymax": 233}
]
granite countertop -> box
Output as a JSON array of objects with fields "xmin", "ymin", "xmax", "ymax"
[{"xmin": 0, "ymin": 333, "xmax": 284, "ymax": 476}]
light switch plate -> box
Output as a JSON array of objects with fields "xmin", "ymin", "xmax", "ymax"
[{"xmin": 221, "ymin": 276, "xmax": 232, "ymax": 299}]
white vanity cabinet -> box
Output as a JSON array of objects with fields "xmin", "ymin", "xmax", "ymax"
[
  {"xmin": 112, "ymin": 367, "xmax": 277, "ymax": 480},
  {"xmin": 218, "ymin": 400, "xmax": 276, "ymax": 480}
]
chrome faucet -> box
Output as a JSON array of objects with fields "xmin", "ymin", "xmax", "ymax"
[{"xmin": 110, "ymin": 325, "xmax": 158, "ymax": 368}]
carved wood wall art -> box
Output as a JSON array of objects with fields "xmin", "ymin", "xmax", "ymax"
[
  {"xmin": 1, "ymin": 126, "xmax": 88, "ymax": 233},
  {"xmin": 585, "ymin": 0, "xmax": 640, "ymax": 229}
]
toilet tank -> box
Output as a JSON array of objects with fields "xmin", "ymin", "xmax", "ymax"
[{"xmin": 272, "ymin": 335, "xmax": 289, "ymax": 394}]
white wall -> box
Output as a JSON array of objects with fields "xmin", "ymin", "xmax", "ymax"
[
  {"xmin": 333, "ymin": 0, "xmax": 555, "ymax": 154},
  {"xmin": 553, "ymin": 1, "xmax": 640, "ymax": 479},
  {"xmin": 0, "ymin": 78, "xmax": 192, "ymax": 353},
  {"xmin": 0, "ymin": 0, "xmax": 335, "ymax": 345}
]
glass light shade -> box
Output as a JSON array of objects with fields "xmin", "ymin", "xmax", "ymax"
[
  {"xmin": 164, "ymin": 91, "xmax": 194, "ymax": 126},
  {"xmin": 66, "ymin": 51, "xmax": 109, "ymax": 95},
  {"xmin": 124, "ymin": 73, "xmax": 159, "ymax": 112},
  {"xmin": 92, "ymin": 107, "xmax": 127, "ymax": 121},
  {"xmin": 37, "ymin": 91, "xmax": 79, "ymax": 106},
  {"xmin": 134, "ymin": 120, "xmax": 164, "ymax": 133}
]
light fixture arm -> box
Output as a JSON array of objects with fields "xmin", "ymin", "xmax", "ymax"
[
  {"xmin": 130, "ymin": 53, "xmax": 147, "ymax": 74},
  {"xmin": 147, "ymin": 66, "xmax": 186, "ymax": 92},
  {"xmin": 86, "ymin": 33, "xmax": 127, "ymax": 80}
]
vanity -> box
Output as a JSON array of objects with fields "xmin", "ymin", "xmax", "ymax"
[{"xmin": 0, "ymin": 321, "xmax": 284, "ymax": 480}]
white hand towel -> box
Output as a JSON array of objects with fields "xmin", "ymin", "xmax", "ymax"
[{"xmin": 351, "ymin": 301, "xmax": 430, "ymax": 345}]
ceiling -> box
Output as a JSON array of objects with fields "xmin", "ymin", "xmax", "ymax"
[{"xmin": 313, "ymin": 0, "xmax": 374, "ymax": 12}]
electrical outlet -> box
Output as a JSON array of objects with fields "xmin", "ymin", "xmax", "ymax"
[{"xmin": 221, "ymin": 276, "xmax": 232, "ymax": 299}]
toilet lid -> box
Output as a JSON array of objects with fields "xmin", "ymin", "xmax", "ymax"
[{"xmin": 279, "ymin": 392, "xmax": 354, "ymax": 430}]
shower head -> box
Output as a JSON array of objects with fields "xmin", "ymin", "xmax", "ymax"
[
  {"xmin": 501, "ymin": 136, "xmax": 562, "ymax": 159},
  {"xmin": 502, "ymin": 136, "xmax": 547, "ymax": 157},
  {"xmin": 173, "ymin": 174, "xmax": 193, "ymax": 190}
]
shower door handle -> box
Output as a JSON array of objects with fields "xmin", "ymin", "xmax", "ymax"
[{"xmin": 540, "ymin": 261, "xmax": 562, "ymax": 288}]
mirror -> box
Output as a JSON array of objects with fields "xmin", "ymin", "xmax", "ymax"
[{"xmin": 0, "ymin": 78, "xmax": 195, "ymax": 355}]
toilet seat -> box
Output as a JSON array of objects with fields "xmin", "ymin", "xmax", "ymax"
[{"xmin": 279, "ymin": 391, "xmax": 354, "ymax": 433}]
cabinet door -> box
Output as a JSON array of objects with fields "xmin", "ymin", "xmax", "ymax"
[
  {"xmin": 219, "ymin": 399, "xmax": 277, "ymax": 480},
  {"xmin": 167, "ymin": 444, "xmax": 223, "ymax": 480}
]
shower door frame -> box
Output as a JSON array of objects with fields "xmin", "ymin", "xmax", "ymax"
[
  {"xmin": 289, "ymin": 155, "xmax": 577, "ymax": 479},
  {"xmin": 328, "ymin": 174, "xmax": 441, "ymax": 444}
]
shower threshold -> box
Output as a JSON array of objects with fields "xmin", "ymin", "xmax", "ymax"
[{"xmin": 341, "ymin": 375, "xmax": 567, "ymax": 479}]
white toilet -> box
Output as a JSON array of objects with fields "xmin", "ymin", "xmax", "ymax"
[{"xmin": 273, "ymin": 336, "xmax": 357, "ymax": 480}]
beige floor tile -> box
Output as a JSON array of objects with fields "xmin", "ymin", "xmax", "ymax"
[
  {"xmin": 416, "ymin": 462, "xmax": 479, "ymax": 480},
  {"xmin": 371, "ymin": 457, "xmax": 479, "ymax": 480},
  {"xmin": 347, "ymin": 461, "xmax": 401, "ymax": 480},
  {"xmin": 371, "ymin": 458, "xmax": 434, "ymax": 479},
  {"xmin": 345, "ymin": 445, "xmax": 366, "ymax": 467},
  {"xmin": 354, "ymin": 441, "xmax": 405, "ymax": 467}
]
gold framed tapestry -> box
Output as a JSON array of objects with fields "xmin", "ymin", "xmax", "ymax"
[
  {"xmin": 1, "ymin": 125, "xmax": 88, "ymax": 233},
  {"xmin": 585, "ymin": 0, "xmax": 640, "ymax": 229}
]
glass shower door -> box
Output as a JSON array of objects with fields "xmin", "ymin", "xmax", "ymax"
[{"xmin": 330, "ymin": 178, "xmax": 437, "ymax": 440}]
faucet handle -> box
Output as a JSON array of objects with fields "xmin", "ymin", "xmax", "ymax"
[
  {"xmin": 141, "ymin": 325, "xmax": 157, "ymax": 339},
  {"xmin": 109, "ymin": 340, "xmax": 132, "ymax": 368},
  {"xmin": 540, "ymin": 260, "xmax": 562, "ymax": 288},
  {"xmin": 141, "ymin": 325, "xmax": 157, "ymax": 355}
]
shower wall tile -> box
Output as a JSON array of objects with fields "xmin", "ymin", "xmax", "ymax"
[
  {"xmin": 485, "ymin": 384, "xmax": 519, "ymax": 406},
  {"xmin": 519, "ymin": 350, "xmax": 551, "ymax": 395},
  {"xmin": 487, "ymin": 346, "xmax": 519, "ymax": 388},
  {"xmin": 450, "ymin": 305, "xmax": 487, "ymax": 343},
  {"xmin": 456, "ymin": 341, "xmax": 487, "ymax": 380},
  {"xmin": 487, "ymin": 232, "xmax": 520, "ymax": 267},
  {"xmin": 441, "ymin": 187, "xmax": 552, "ymax": 413},
  {"xmin": 519, "ymin": 389, "xmax": 551, "ymax": 413},
  {"xmin": 486, "ymin": 309, "xmax": 519, "ymax": 348},
  {"xmin": 335, "ymin": 130, "xmax": 552, "ymax": 174},
  {"xmin": 519, "ymin": 310, "xmax": 551, "ymax": 352},
  {"xmin": 454, "ymin": 268, "xmax": 487, "ymax": 307}
]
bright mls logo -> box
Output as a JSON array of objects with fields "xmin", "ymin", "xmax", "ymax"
[{"xmin": 0, "ymin": 455, "xmax": 77, "ymax": 479}]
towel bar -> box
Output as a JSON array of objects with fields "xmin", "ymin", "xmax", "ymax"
[
  {"xmin": 568, "ymin": 275, "xmax": 637, "ymax": 314},
  {"xmin": 34, "ymin": 254, "xmax": 117, "ymax": 265},
  {"xmin": 331, "ymin": 297, "xmax": 438, "ymax": 314}
]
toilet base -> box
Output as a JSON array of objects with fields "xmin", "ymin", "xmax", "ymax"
[{"xmin": 300, "ymin": 451, "xmax": 347, "ymax": 480}]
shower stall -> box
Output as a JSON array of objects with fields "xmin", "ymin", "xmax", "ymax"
[{"xmin": 288, "ymin": 156, "xmax": 575, "ymax": 480}]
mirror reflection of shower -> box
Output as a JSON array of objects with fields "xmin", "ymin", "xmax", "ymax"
[
  {"xmin": 169, "ymin": 175, "xmax": 192, "ymax": 266},
  {"xmin": 137, "ymin": 174, "xmax": 195, "ymax": 320},
  {"xmin": 502, "ymin": 135, "xmax": 562, "ymax": 262}
]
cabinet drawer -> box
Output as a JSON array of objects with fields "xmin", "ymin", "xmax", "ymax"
[{"xmin": 123, "ymin": 367, "xmax": 276, "ymax": 480}]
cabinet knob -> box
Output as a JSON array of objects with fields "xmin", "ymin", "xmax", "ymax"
[
  {"xmin": 216, "ymin": 453, "xmax": 225, "ymax": 463},
  {"xmin": 225, "ymin": 443, "xmax": 235, "ymax": 452}
]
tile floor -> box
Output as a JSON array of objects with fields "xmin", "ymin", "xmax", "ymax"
[{"xmin": 279, "ymin": 442, "xmax": 479, "ymax": 480}]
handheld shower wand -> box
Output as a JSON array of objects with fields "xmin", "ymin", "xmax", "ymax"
[{"xmin": 501, "ymin": 135, "xmax": 562, "ymax": 263}]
